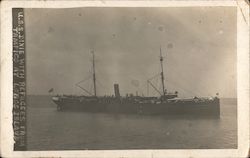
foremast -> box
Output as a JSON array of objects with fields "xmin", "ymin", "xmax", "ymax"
[{"xmin": 91, "ymin": 50, "xmax": 97, "ymax": 96}]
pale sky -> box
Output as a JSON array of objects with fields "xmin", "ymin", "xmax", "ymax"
[{"xmin": 25, "ymin": 7, "xmax": 237, "ymax": 98}]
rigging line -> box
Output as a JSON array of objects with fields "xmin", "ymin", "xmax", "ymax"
[
  {"xmin": 139, "ymin": 81, "xmax": 149, "ymax": 94},
  {"xmin": 138, "ymin": 79, "xmax": 158, "ymax": 96},
  {"xmin": 89, "ymin": 80, "xmax": 94, "ymax": 95},
  {"xmin": 94, "ymin": 68, "xmax": 109, "ymax": 89},
  {"xmin": 148, "ymin": 73, "xmax": 161, "ymax": 81},
  {"xmin": 147, "ymin": 80, "xmax": 162, "ymax": 96},
  {"xmin": 96, "ymin": 79, "xmax": 108, "ymax": 90},
  {"xmin": 94, "ymin": 65, "xmax": 108, "ymax": 90},
  {"xmin": 132, "ymin": 80, "xmax": 150, "ymax": 96},
  {"xmin": 84, "ymin": 78, "xmax": 92, "ymax": 96},
  {"xmin": 146, "ymin": 73, "xmax": 161, "ymax": 96},
  {"xmin": 75, "ymin": 75, "xmax": 92, "ymax": 85},
  {"xmin": 75, "ymin": 84, "xmax": 93, "ymax": 96},
  {"xmin": 147, "ymin": 81, "xmax": 149, "ymax": 96},
  {"xmin": 93, "ymin": 66, "xmax": 111, "ymax": 91},
  {"xmin": 75, "ymin": 75, "xmax": 93, "ymax": 96}
]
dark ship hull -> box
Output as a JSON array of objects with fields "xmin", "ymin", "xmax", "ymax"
[{"xmin": 52, "ymin": 96, "xmax": 220, "ymax": 117}]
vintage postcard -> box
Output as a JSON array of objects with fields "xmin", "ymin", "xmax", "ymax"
[{"xmin": 1, "ymin": 0, "xmax": 249, "ymax": 158}]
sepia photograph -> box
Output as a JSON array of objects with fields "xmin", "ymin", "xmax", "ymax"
[
  {"xmin": 25, "ymin": 7, "xmax": 236, "ymax": 150},
  {"xmin": 1, "ymin": 1, "xmax": 249, "ymax": 158}
]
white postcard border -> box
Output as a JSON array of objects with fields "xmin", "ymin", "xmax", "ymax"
[{"xmin": 1, "ymin": 1, "xmax": 249, "ymax": 158}]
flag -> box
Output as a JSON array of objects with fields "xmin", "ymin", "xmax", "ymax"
[{"xmin": 48, "ymin": 88, "xmax": 54, "ymax": 93}]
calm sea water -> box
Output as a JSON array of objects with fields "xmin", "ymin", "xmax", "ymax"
[{"xmin": 27, "ymin": 95, "xmax": 237, "ymax": 150}]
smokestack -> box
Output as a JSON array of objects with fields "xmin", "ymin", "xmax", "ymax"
[{"xmin": 114, "ymin": 84, "xmax": 120, "ymax": 98}]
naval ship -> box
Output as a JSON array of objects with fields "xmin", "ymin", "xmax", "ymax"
[{"xmin": 51, "ymin": 48, "xmax": 220, "ymax": 117}]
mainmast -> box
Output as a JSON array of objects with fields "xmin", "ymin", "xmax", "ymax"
[
  {"xmin": 160, "ymin": 46, "xmax": 166, "ymax": 96},
  {"xmin": 92, "ymin": 50, "xmax": 97, "ymax": 96}
]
